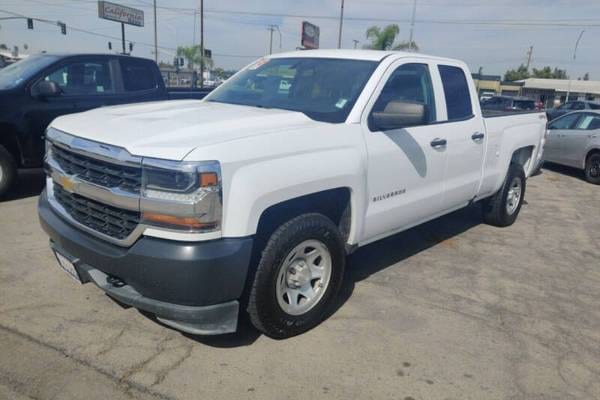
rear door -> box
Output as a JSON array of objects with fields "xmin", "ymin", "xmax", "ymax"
[
  {"xmin": 545, "ymin": 113, "xmax": 581, "ymax": 164},
  {"xmin": 115, "ymin": 57, "xmax": 166, "ymax": 104},
  {"xmin": 436, "ymin": 64, "xmax": 486, "ymax": 209}
]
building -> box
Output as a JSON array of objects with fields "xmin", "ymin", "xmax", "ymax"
[
  {"xmin": 471, "ymin": 74, "xmax": 523, "ymax": 99},
  {"xmin": 517, "ymin": 78, "xmax": 600, "ymax": 107},
  {"xmin": 470, "ymin": 73, "xmax": 600, "ymax": 107}
]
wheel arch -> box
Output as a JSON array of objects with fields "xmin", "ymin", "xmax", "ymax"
[
  {"xmin": 0, "ymin": 123, "xmax": 23, "ymax": 167},
  {"xmin": 253, "ymin": 187, "xmax": 354, "ymax": 251}
]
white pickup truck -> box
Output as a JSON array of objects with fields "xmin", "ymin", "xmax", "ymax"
[{"xmin": 39, "ymin": 50, "xmax": 547, "ymax": 338}]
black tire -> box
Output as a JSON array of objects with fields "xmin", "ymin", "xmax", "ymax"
[
  {"xmin": 247, "ymin": 213, "xmax": 345, "ymax": 339},
  {"xmin": 584, "ymin": 153, "xmax": 600, "ymax": 185},
  {"xmin": 482, "ymin": 163, "xmax": 526, "ymax": 227},
  {"xmin": 0, "ymin": 145, "xmax": 17, "ymax": 198}
]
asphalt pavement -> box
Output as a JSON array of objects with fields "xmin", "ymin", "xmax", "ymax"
[{"xmin": 0, "ymin": 165, "xmax": 599, "ymax": 400}]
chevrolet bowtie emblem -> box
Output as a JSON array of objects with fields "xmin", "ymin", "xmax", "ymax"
[{"xmin": 57, "ymin": 175, "xmax": 76, "ymax": 192}]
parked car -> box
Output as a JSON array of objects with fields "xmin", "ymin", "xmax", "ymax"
[
  {"xmin": 481, "ymin": 95, "xmax": 537, "ymax": 112},
  {"xmin": 38, "ymin": 50, "xmax": 547, "ymax": 338},
  {"xmin": 546, "ymin": 100, "xmax": 600, "ymax": 121},
  {"xmin": 543, "ymin": 110, "xmax": 600, "ymax": 184},
  {"xmin": 0, "ymin": 53, "xmax": 211, "ymax": 197}
]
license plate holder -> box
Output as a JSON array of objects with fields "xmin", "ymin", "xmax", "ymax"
[{"xmin": 53, "ymin": 250, "xmax": 81, "ymax": 283}]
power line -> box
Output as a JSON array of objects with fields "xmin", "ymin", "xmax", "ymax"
[{"xmin": 0, "ymin": 8, "xmax": 260, "ymax": 59}]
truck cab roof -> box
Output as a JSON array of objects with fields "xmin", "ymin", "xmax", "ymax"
[{"xmin": 267, "ymin": 49, "xmax": 463, "ymax": 64}]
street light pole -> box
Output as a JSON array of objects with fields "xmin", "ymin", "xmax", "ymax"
[
  {"xmin": 337, "ymin": 0, "xmax": 344, "ymax": 49},
  {"xmin": 153, "ymin": 0, "xmax": 158, "ymax": 63},
  {"xmin": 408, "ymin": 0, "xmax": 417, "ymax": 51},
  {"xmin": 566, "ymin": 29, "xmax": 585, "ymax": 103},
  {"xmin": 199, "ymin": 0, "xmax": 204, "ymax": 89}
]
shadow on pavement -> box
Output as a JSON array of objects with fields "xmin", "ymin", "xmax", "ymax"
[
  {"xmin": 542, "ymin": 162, "xmax": 586, "ymax": 182},
  {"xmin": 179, "ymin": 204, "xmax": 484, "ymax": 347},
  {"xmin": 1, "ymin": 169, "xmax": 46, "ymax": 202}
]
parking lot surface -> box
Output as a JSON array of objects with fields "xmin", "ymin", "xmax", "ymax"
[{"xmin": 1, "ymin": 166, "xmax": 599, "ymax": 400}]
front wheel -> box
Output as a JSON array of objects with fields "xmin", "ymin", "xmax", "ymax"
[
  {"xmin": 584, "ymin": 153, "xmax": 600, "ymax": 185},
  {"xmin": 483, "ymin": 163, "xmax": 526, "ymax": 227},
  {"xmin": 247, "ymin": 213, "xmax": 345, "ymax": 339}
]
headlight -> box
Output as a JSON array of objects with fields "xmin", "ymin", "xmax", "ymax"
[{"xmin": 140, "ymin": 159, "xmax": 222, "ymax": 232}]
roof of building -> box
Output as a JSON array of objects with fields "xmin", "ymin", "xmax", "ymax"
[
  {"xmin": 472, "ymin": 74, "xmax": 501, "ymax": 81},
  {"xmin": 517, "ymin": 78, "xmax": 600, "ymax": 95}
]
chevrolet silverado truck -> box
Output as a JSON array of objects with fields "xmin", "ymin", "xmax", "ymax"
[
  {"xmin": 38, "ymin": 50, "xmax": 547, "ymax": 339},
  {"xmin": 0, "ymin": 53, "xmax": 211, "ymax": 197}
]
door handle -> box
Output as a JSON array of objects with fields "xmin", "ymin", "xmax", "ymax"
[
  {"xmin": 471, "ymin": 132, "xmax": 485, "ymax": 141},
  {"xmin": 430, "ymin": 138, "xmax": 447, "ymax": 148}
]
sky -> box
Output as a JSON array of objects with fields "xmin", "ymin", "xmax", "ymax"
[{"xmin": 0, "ymin": 0, "xmax": 599, "ymax": 79}]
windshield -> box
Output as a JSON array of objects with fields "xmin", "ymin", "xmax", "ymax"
[
  {"xmin": 0, "ymin": 54, "xmax": 59, "ymax": 90},
  {"xmin": 205, "ymin": 57, "xmax": 378, "ymax": 123}
]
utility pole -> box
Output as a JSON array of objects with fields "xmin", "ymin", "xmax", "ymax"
[
  {"xmin": 199, "ymin": 0, "xmax": 204, "ymax": 89},
  {"xmin": 566, "ymin": 30, "xmax": 585, "ymax": 103},
  {"xmin": 267, "ymin": 25, "xmax": 282, "ymax": 54},
  {"xmin": 525, "ymin": 45, "xmax": 533, "ymax": 70},
  {"xmin": 268, "ymin": 25, "xmax": 274, "ymax": 54},
  {"xmin": 408, "ymin": 0, "xmax": 417, "ymax": 51},
  {"xmin": 353, "ymin": 39, "xmax": 359, "ymax": 49},
  {"xmin": 337, "ymin": 0, "xmax": 344, "ymax": 49},
  {"xmin": 153, "ymin": 0, "xmax": 158, "ymax": 63},
  {"xmin": 121, "ymin": 23, "xmax": 126, "ymax": 55}
]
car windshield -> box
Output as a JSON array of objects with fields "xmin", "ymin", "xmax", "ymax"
[
  {"xmin": 0, "ymin": 54, "xmax": 59, "ymax": 90},
  {"xmin": 205, "ymin": 57, "xmax": 378, "ymax": 123}
]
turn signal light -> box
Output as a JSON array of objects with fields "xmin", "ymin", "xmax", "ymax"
[
  {"xmin": 200, "ymin": 172, "xmax": 218, "ymax": 187},
  {"xmin": 142, "ymin": 212, "xmax": 217, "ymax": 230}
]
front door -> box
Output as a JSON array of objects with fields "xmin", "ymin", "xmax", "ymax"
[
  {"xmin": 545, "ymin": 113, "xmax": 582, "ymax": 164},
  {"xmin": 361, "ymin": 61, "xmax": 448, "ymax": 242},
  {"xmin": 562, "ymin": 113, "xmax": 600, "ymax": 168}
]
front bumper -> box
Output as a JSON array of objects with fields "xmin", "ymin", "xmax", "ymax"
[{"xmin": 38, "ymin": 190, "xmax": 254, "ymax": 335}]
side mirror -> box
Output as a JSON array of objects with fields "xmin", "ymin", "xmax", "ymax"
[
  {"xmin": 372, "ymin": 101, "xmax": 426, "ymax": 131},
  {"xmin": 33, "ymin": 80, "xmax": 61, "ymax": 98}
]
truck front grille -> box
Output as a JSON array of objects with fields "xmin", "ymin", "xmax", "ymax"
[
  {"xmin": 52, "ymin": 144, "xmax": 142, "ymax": 193},
  {"xmin": 54, "ymin": 184, "xmax": 140, "ymax": 240}
]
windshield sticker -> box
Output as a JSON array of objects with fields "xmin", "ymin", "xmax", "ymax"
[
  {"xmin": 335, "ymin": 98, "xmax": 348, "ymax": 109},
  {"xmin": 248, "ymin": 58, "xmax": 269, "ymax": 70}
]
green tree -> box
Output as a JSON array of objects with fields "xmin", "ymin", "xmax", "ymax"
[
  {"xmin": 531, "ymin": 66, "xmax": 568, "ymax": 79},
  {"xmin": 176, "ymin": 45, "xmax": 213, "ymax": 70},
  {"xmin": 504, "ymin": 64, "xmax": 530, "ymax": 81},
  {"xmin": 364, "ymin": 24, "xmax": 419, "ymax": 51},
  {"xmin": 0, "ymin": 44, "xmax": 8, "ymax": 50},
  {"xmin": 582, "ymin": 72, "xmax": 590, "ymax": 81}
]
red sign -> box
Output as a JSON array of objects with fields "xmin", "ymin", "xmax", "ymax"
[{"xmin": 301, "ymin": 21, "xmax": 320, "ymax": 49}]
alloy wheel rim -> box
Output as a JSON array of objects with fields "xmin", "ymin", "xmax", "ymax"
[
  {"xmin": 276, "ymin": 239, "xmax": 332, "ymax": 316},
  {"xmin": 506, "ymin": 177, "xmax": 522, "ymax": 215}
]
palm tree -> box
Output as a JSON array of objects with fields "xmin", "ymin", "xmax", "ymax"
[
  {"xmin": 364, "ymin": 24, "xmax": 419, "ymax": 51},
  {"xmin": 176, "ymin": 45, "xmax": 213, "ymax": 70}
]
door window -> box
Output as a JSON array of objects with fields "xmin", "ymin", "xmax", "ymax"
[
  {"xmin": 120, "ymin": 58, "xmax": 158, "ymax": 91},
  {"xmin": 571, "ymin": 102, "xmax": 585, "ymax": 110},
  {"xmin": 548, "ymin": 113, "xmax": 581, "ymax": 130},
  {"xmin": 438, "ymin": 65, "xmax": 472, "ymax": 120},
  {"xmin": 370, "ymin": 63, "xmax": 436, "ymax": 127},
  {"xmin": 575, "ymin": 114, "xmax": 600, "ymax": 130},
  {"xmin": 43, "ymin": 60, "xmax": 114, "ymax": 95}
]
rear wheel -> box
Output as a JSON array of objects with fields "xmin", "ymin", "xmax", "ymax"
[
  {"xmin": 0, "ymin": 145, "xmax": 17, "ymax": 198},
  {"xmin": 483, "ymin": 163, "xmax": 526, "ymax": 227},
  {"xmin": 247, "ymin": 213, "xmax": 345, "ymax": 339},
  {"xmin": 584, "ymin": 153, "xmax": 600, "ymax": 185}
]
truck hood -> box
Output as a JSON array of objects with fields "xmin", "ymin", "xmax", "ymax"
[{"xmin": 50, "ymin": 100, "xmax": 320, "ymax": 160}]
